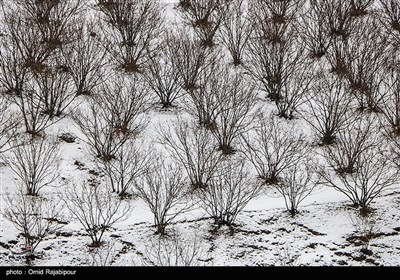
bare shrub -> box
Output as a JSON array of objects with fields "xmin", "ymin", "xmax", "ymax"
[
  {"xmin": 167, "ymin": 28, "xmax": 214, "ymax": 93},
  {"xmin": 298, "ymin": 0, "xmax": 332, "ymax": 59},
  {"xmin": 248, "ymin": 0, "xmax": 304, "ymax": 44},
  {"xmin": 302, "ymin": 70, "xmax": 354, "ymax": 145},
  {"xmin": 87, "ymin": 241, "xmax": 118, "ymax": 266},
  {"xmin": 319, "ymin": 117, "xmax": 400, "ymax": 214},
  {"xmin": 349, "ymin": 0, "xmax": 375, "ymax": 17},
  {"xmin": 326, "ymin": 37, "xmax": 351, "ymax": 79},
  {"xmin": 0, "ymin": 0, "xmax": 82, "ymax": 134},
  {"xmin": 73, "ymin": 74, "xmax": 149, "ymax": 161},
  {"xmin": 12, "ymin": 85, "xmax": 56, "ymax": 136},
  {"xmin": 349, "ymin": 213, "xmax": 379, "ymax": 254},
  {"xmin": 275, "ymin": 158, "xmax": 320, "ymax": 217},
  {"xmin": 185, "ymin": 56, "xmax": 223, "ymax": 130},
  {"xmin": 0, "ymin": 37, "xmax": 30, "ymax": 97},
  {"xmin": 61, "ymin": 22, "xmax": 108, "ymax": 96},
  {"xmin": 4, "ymin": 136, "xmax": 60, "ymax": 196},
  {"xmin": 61, "ymin": 182, "xmax": 131, "ymax": 247},
  {"xmin": 97, "ymin": 74, "xmax": 150, "ymax": 136},
  {"xmin": 99, "ymin": 139, "xmax": 152, "ymax": 198},
  {"xmin": 196, "ymin": 159, "xmax": 262, "ymax": 226},
  {"xmin": 2, "ymin": 0, "xmax": 83, "ymax": 66},
  {"xmin": 30, "ymin": 58, "xmax": 74, "ymax": 118},
  {"xmin": 211, "ymin": 75, "xmax": 256, "ymax": 153},
  {"xmin": 246, "ymin": 2, "xmax": 313, "ymax": 118},
  {"xmin": 321, "ymin": 115, "xmax": 376, "ymax": 175},
  {"xmin": 187, "ymin": 62, "xmax": 257, "ymax": 154},
  {"xmin": 96, "ymin": 0, "xmax": 163, "ymax": 73},
  {"xmin": 135, "ymin": 157, "xmax": 192, "ymax": 235},
  {"xmin": 158, "ymin": 118, "xmax": 223, "ymax": 190},
  {"xmin": 241, "ymin": 116, "xmax": 311, "ymax": 185},
  {"xmin": 143, "ymin": 232, "xmax": 206, "ymax": 266},
  {"xmin": 3, "ymin": 187, "xmax": 65, "ymax": 254},
  {"xmin": 317, "ymin": 0, "xmax": 354, "ymax": 39},
  {"xmin": 379, "ymin": 0, "xmax": 400, "ymax": 35},
  {"xmin": 218, "ymin": 0, "xmax": 252, "ymax": 66},
  {"xmin": 177, "ymin": 0, "xmax": 227, "ymax": 47},
  {"xmin": 142, "ymin": 36, "xmax": 184, "ymax": 108},
  {"xmin": 341, "ymin": 17, "xmax": 387, "ymax": 112},
  {"xmin": 73, "ymin": 97, "xmax": 128, "ymax": 162}
]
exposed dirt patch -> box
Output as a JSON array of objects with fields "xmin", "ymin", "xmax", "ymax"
[{"xmin": 292, "ymin": 222, "xmax": 326, "ymax": 236}]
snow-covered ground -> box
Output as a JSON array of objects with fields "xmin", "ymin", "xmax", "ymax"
[
  {"xmin": 0, "ymin": 106, "xmax": 399, "ymax": 267},
  {"xmin": 0, "ymin": 0, "xmax": 399, "ymax": 267}
]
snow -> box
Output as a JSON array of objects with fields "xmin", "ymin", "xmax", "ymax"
[
  {"xmin": 1, "ymin": 102, "xmax": 399, "ymax": 266},
  {"xmin": 1, "ymin": 0, "xmax": 399, "ymax": 267}
]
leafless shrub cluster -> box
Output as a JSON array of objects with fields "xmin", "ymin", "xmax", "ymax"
[
  {"xmin": 61, "ymin": 182, "xmax": 131, "ymax": 247},
  {"xmin": 29, "ymin": 59, "xmax": 75, "ymax": 118},
  {"xmin": 246, "ymin": 0, "xmax": 313, "ymax": 119},
  {"xmin": 2, "ymin": 0, "xmax": 400, "ymax": 265},
  {"xmin": 0, "ymin": 0, "xmax": 84, "ymax": 135},
  {"xmin": 0, "ymin": 96, "xmax": 19, "ymax": 153},
  {"xmin": 60, "ymin": 22, "xmax": 109, "ymax": 96},
  {"xmin": 168, "ymin": 28, "xmax": 213, "ymax": 94},
  {"xmin": 210, "ymin": 71, "xmax": 256, "ymax": 154},
  {"xmin": 217, "ymin": 0, "xmax": 252, "ymax": 66},
  {"xmin": 96, "ymin": 0, "xmax": 163, "ymax": 73},
  {"xmin": 380, "ymin": 66, "xmax": 400, "ymax": 136},
  {"xmin": 3, "ymin": 187, "xmax": 65, "ymax": 254},
  {"xmin": 335, "ymin": 18, "xmax": 387, "ymax": 112},
  {"xmin": 241, "ymin": 116, "xmax": 310, "ymax": 185},
  {"xmin": 379, "ymin": 0, "xmax": 400, "ymax": 46},
  {"xmin": 321, "ymin": 116, "xmax": 376, "ymax": 175},
  {"xmin": 185, "ymin": 58, "xmax": 222, "ymax": 130},
  {"xmin": 135, "ymin": 157, "xmax": 192, "ymax": 235},
  {"xmin": 299, "ymin": 1, "xmax": 332, "ymax": 59}
]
